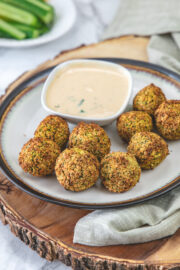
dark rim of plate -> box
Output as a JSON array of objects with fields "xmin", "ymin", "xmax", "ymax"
[{"xmin": 0, "ymin": 58, "xmax": 180, "ymax": 210}]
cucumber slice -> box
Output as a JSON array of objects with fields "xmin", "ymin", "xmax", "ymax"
[
  {"xmin": 26, "ymin": 0, "xmax": 54, "ymax": 25},
  {"xmin": 12, "ymin": 22, "xmax": 49, "ymax": 38},
  {"xmin": 12, "ymin": 23, "xmax": 40, "ymax": 38},
  {"xmin": 27, "ymin": 0, "xmax": 53, "ymax": 12},
  {"xmin": 0, "ymin": 19, "xmax": 26, "ymax": 39},
  {"xmin": 0, "ymin": 2, "xmax": 42, "ymax": 27},
  {"xmin": 0, "ymin": 30, "xmax": 11, "ymax": 38},
  {"xmin": 2, "ymin": 0, "xmax": 54, "ymax": 25}
]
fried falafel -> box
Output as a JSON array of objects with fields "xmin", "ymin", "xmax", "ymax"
[
  {"xmin": 100, "ymin": 152, "xmax": 141, "ymax": 193},
  {"xmin": 155, "ymin": 100, "xmax": 180, "ymax": 140},
  {"xmin": 127, "ymin": 132, "xmax": 169, "ymax": 169},
  {"xmin": 69, "ymin": 122, "xmax": 111, "ymax": 160},
  {"xmin": 116, "ymin": 111, "xmax": 153, "ymax": 142},
  {"xmin": 34, "ymin": 115, "xmax": 69, "ymax": 149},
  {"xmin": 133, "ymin": 84, "xmax": 166, "ymax": 115},
  {"xmin": 19, "ymin": 137, "xmax": 60, "ymax": 176},
  {"xmin": 55, "ymin": 148, "xmax": 100, "ymax": 191}
]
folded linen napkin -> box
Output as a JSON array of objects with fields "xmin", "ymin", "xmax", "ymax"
[
  {"xmin": 102, "ymin": 0, "xmax": 180, "ymax": 74},
  {"xmin": 148, "ymin": 34, "xmax": 180, "ymax": 73},
  {"xmin": 74, "ymin": 187, "xmax": 180, "ymax": 245},
  {"xmin": 102, "ymin": 0, "xmax": 180, "ymax": 38},
  {"xmin": 73, "ymin": 0, "xmax": 180, "ymax": 246}
]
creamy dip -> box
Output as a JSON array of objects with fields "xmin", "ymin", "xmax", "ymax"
[{"xmin": 46, "ymin": 62, "xmax": 130, "ymax": 118}]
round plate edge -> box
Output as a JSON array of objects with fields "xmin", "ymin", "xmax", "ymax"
[{"xmin": 0, "ymin": 58, "xmax": 180, "ymax": 209}]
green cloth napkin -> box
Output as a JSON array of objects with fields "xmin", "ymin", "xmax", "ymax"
[
  {"xmin": 148, "ymin": 34, "xmax": 180, "ymax": 73},
  {"xmin": 73, "ymin": 0, "xmax": 180, "ymax": 246},
  {"xmin": 74, "ymin": 187, "xmax": 180, "ymax": 246},
  {"xmin": 102, "ymin": 0, "xmax": 180, "ymax": 74}
]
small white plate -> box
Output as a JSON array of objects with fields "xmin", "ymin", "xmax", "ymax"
[{"xmin": 0, "ymin": 0, "xmax": 77, "ymax": 48}]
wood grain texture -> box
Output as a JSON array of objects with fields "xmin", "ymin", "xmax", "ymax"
[{"xmin": 0, "ymin": 36, "xmax": 180, "ymax": 270}]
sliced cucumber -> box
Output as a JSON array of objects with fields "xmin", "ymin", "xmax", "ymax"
[
  {"xmin": 26, "ymin": 0, "xmax": 54, "ymax": 25},
  {"xmin": 0, "ymin": 30, "xmax": 11, "ymax": 38},
  {"xmin": 27, "ymin": 0, "xmax": 53, "ymax": 12},
  {"xmin": 0, "ymin": 18, "xmax": 26, "ymax": 39},
  {"xmin": 2, "ymin": 0, "xmax": 54, "ymax": 25},
  {"xmin": 12, "ymin": 23, "xmax": 40, "ymax": 38},
  {"xmin": 12, "ymin": 22, "xmax": 49, "ymax": 38},
  {"xmin": 0, "ymin": 1, "xmax": 42, "ymax": 27}
]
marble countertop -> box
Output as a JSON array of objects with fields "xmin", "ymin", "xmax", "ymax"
[{"xmin": 0, "ymin": 1, "xmax": 119, "ymax": 269}]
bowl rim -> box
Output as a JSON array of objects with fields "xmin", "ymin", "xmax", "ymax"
[{"xmin": 41, "ymin": 59, "xmax": 132, "ymax": 122}]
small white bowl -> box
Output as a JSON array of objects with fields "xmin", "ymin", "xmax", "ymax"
[{"xmin": 41, "ymin": 59, "xmax": 132, "ymax": 126}]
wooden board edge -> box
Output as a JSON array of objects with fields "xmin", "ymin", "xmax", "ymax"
[
  {"xmin": 1, "ymin": 36, "xmax": 179, "ymax": 269},
  {"xmin": 0, "ymin": 195, "xmax": 179, "ymax": 270},
  {"xmin": 0, "ymin": 35, "xmax": 149, "ymax": 105},
  {"xmin": 0, "ymin": 43, "xmax": 92, "ymax": 104},
  {"xmin": 0, "ymin": 43, "xmax": 86, "ymax": 105}
]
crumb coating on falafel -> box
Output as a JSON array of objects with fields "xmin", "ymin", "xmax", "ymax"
[
  {"xmin": 155, "ymin": 100, "xmax": 180, "ymax": 140},
  {"xmin": 69, "ymin": 122, "xmax": 111, "ymax": 160},
  {"xmin": 100, "ymin": 152, "xmax": 141, "ymax": 193},
  {"xmin": 116, "ymin": 111, "xmax": 153, "ymax": 142},
  {"xmin": 34, "ymin": 115, "xmax": 69, "ymax": 149},
  {"xmin": 55, "ymin": 148, "xmax": 100, "ymax": 192},
  {"xmin": 19, "ymin": 137, "xmax": 60, "ymax": 176},
  {"xmin": 127, "ymin": 132, "xmax": 169, "ymax": 169},
  {"xmin": 133, "ymin": 84, "xmax": 166, "ymax": 115}
]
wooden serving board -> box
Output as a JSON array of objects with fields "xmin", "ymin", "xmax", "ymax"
[{"xmin": 0, "ymin": 36, "xmax": 180, "ymax": 270}]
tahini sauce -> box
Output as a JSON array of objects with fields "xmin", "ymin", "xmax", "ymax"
[{"xmin": 46, "ymin": 62, "xmax": 130, "ymax": 118}]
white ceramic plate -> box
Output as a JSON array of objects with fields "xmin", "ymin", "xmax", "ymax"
[
  {"xmin": 0, "ymin": 0, "xmax": 76, "ymax": 48},
  {"xmin": 0, "ymin": 58, "xmax": 180, "ymax": 209}
]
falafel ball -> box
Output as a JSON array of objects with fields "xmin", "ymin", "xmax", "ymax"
[
  {"xmin": 155, "ymin": 100, "xmax": 180, "ymax": 140},
  {"xmin": 34, "ymin": 115, "xmax": 69, "ymax": 149},
  {"xmin": 133, "ymin": 84, "xmax": 166, "ymax": 115},
  {"xmin": 100, "ymin": 152, "xmax": 141, "ymax": 193},
  {"xmin": 55, "ymin": 148, "xmax": 100, "ymax": 192},
  {"xmin": 19, "ymin": 137, "xmax": 60, "ymax": 176},
  {"xmin": 69, "ymin": 122, "xmax": 111, "ymax": 160},
  {"xmin": 127, "ymin": 132, "xmax": 169, "ymax": 169},
  {"xmin": 116, "ymin": 111, "xmax": 153, "ymax": 142}
]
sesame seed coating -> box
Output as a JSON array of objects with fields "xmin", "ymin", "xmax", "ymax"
[
  {"xmin": 133, "ymin": 84, "xmax": 166, "ymax": 115},
  {"xmin": 155, "ymin": 100, "xmax": 180, "ymax": 140},
  {"xmin": 34, "ymin": 115, "xmax": 69, "ymax": 149},
  {"xmin": 55, "ymin": 148, "xmax": 100, "ymax": 192},
  {"xmin": 100, "ymin": 152, "xmax": 141, "ymax": 193},
  {"xmin": 69, "ymin": 122, "xmax": 111, "ymax": 160},
  {"xmin": 19, "ymin": 137, "xmax": 60, "ymax": 176},
  {"xmin": 116, "ymin": 111, "xmax": 153, "ymax": 142},
  {"xmin": 127, "ymin": 132, "xmax": 169, "ymax": 169}
]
